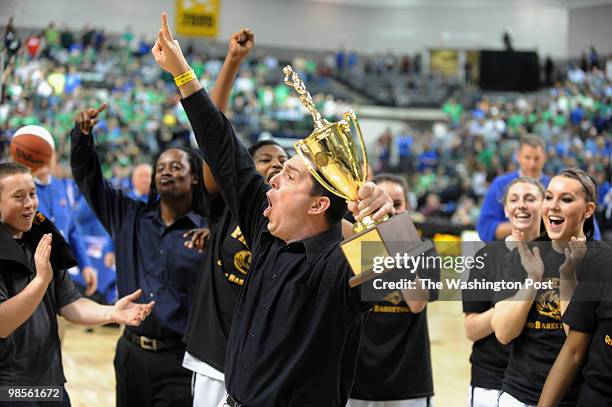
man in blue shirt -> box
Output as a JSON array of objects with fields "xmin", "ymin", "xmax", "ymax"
[
  {"xmin": 70, "ymin": 105, "xmax": 208, "ymax": 407},
  {"xmin": 477, "ymin": 135, "xmax": 549, "ymax": 241}
]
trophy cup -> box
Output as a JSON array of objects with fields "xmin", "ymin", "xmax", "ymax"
[{"xmin": 284, "ymin": 66, "xmax": 432, "ymax": 288}]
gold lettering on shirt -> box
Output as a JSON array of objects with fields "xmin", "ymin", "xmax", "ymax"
[
  {"xmin": 525, "ymin": 321, "xmax": 563, "ymax": 330},
  {"xmin": 231, "ymin": 226, "xmax": 248, "ymax": 248},
  {"xmin": 227, "ymin": 273, "xmax": 244, "ymax": 286},
  {"xmin": 605, "ymin": 335, "xmax": 612, "ymax": 346},
  {"xmin": 373, "ymin": 304, "xmax": 411, "ymax": 313}
]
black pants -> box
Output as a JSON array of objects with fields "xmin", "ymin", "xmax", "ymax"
[{"xmin": 114, "ymin": 335, "xmax": 192, "ymax": 407}]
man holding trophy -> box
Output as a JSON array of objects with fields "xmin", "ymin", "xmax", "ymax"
[{"xmin": 152, "ymin": 13, "xmax": 429, "ymax": 406}]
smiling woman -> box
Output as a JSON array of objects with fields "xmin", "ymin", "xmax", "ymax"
[
  {"xmin": 490, "ymin": 168, "xmax": 602, "ymax": 407},
  {"xmin": 543, "ymin": 168, "xmax": 597, "ymax": 242}
]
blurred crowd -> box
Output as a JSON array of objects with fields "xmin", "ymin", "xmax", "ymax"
[
  {"xmin": 375, "ymin": 63, "xmax": 612, "ymax": 230},
  {"xmin": 2, "ymin": 20, "xmax": 611, "ymax": 232},
  {"xmin": 1, "ymin": 20, "xmax": 352, "ymax": 183}
]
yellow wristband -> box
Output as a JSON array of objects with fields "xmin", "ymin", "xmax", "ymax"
[{"xmin": 174, "ymin": 70, "xmax": 196, "ymax": 86}]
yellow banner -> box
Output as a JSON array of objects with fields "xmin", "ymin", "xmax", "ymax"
[{"xmin": 176, "ymin": 0, "xmax": 219, "ymax": 37}]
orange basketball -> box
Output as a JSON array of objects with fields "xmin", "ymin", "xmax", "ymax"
[{"xmin": 10, "ymin": 125, "xmax": 55, "ymax": 171}]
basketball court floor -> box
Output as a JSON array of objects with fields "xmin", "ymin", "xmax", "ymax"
[{"xmin": 62, "ymin": 301, "xmax": 470, "ymax": 406}]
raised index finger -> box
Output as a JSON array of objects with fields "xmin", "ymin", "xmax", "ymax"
[{"xmin": 161, "ymin": 12, "xmax": 174, "ymax": 42}]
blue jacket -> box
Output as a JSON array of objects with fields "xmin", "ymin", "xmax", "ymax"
[{"xmin": 35, "ymin": 177, "xmax": 93, "ymax": 273}]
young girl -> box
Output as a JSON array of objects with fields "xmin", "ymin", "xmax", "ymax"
[
  {"xmin": 492, "ymin": 168, "xmax": 598, "ymax": 407},
  {"xmin": 463, "ymin": 177, "xmax": 545, "ymax": 407}
]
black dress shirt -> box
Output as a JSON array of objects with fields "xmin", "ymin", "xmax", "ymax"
[
  {"xmin": 70, "ymin": 125, "xmax": 207, "ymax": 339},
  {"xmin": 182, "ymin": 89, "xmax": 371, "ymax": 406}
]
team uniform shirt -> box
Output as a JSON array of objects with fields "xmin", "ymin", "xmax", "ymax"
[
  {"xmin": 350, "ymin": 304, "xmax": 434, "ymax": 401},
  {"xmin": 70, "ymin": 125, "xmax": 207, "ymax": 340},
  {"xmin": 182, "ymin": 89, "xmax": 373, "ymax": 407},
  {"xmin": 561, "ymin": 247, "xmax": 612, "ymax": 406},
  {"xmin": 351, "ymin": 245, "xmax": 440, "ymax": 401},
  {"xmin": 0, "ymin": 215, "xmax": 81, "ymax": 385},
  {"xmin": 462, "ymin": 242, "xmax": 511, "ymax": 390},
  {"xmin": 492, "ymin": 238, "xmax": 604, "ymax": 406},
  {"xmin": 184, "ymin": 194, "xmax": 251, "ymax": 373}
]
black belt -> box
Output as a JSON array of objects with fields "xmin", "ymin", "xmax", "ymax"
[
  {"xmin": 123, "ymin": 330, "xmax": 184, "ymax": 351},
  {"xmin": 224, "ymin": 394, "xmax": 248, "ymax": 407}
]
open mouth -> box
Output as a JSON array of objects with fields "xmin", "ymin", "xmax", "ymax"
[
  {"xmin": 548, "ymin": 215, "xmax": 565, "ymax": 229},
  {"xmin": 263, "ymin": 193, "xmax": 273, "ymax": 217},
  {"xmin": 23, "ymin": 212, "xmax": 34, "ymax": 221},
  {"xmin": 515, "ymin": 212, "xmax": 531, "ymax": 220}
]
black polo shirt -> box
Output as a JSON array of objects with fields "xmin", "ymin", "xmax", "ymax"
[
  {"xmin": 184, "ymin": 194, "xmax": 251, "ymax": 372},
  {"xmin": 562, "ymin": 248, "xmax": 612, "ymax": 405},
  {"xmin": 182, "ymin": 89, "xmax": 372, "ymax": 406},
  {"xmin": 462, "ymin": 243, "xmax": 511, "ymax": 390},
  {"xmin": 70, "ymin": 125, "xmax": 207, "ymax": 340},
  {"xmin": 0, "ymin": 219, "xmax": 81, "ymax": 385}
]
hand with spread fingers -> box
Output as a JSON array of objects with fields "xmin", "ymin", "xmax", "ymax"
[
  {"xmin": 183, "ymin": 227, "xmax": 210, "ymax": 253},
  {"xmin": 112, "ymin": 289, "xmax": 155, "ymax": 326},
  {"xmin": 151, "ymin": 12, "xmax": 191, "ymax": 77},
  {"xmin": 560, "ymin": 236, "xmax": 587, "ymax": 275},
  {"xmin": 517, "ymin": 240, "xmax": 544, "ymax": 281},
  {"xmin": 74, "ymin": 104, "xmax": 107, "ymax": 135},
  {"xmin": 347, "ymin": 182, "xmax": 395, "ymax": 222}
]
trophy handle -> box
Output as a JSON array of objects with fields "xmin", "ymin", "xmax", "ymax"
[
  {"xmin": 343, "ymin": 111, "xmax": 368, "ymax": 185},
  {"xmin": 294, "ymin": 140, "xmax": 349, "ymax": 200}
]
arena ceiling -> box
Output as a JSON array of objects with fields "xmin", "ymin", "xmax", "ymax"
[{"xmin": 296, "ymin": 0, "xmax": 612, "ymax": 9}]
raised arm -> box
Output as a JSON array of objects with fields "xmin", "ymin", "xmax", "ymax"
[
  {"xmin": 152, "ymin": 13, "xmax": 266, "ymax": 244},
  {"xmin": 202, "ymin": 29, "xmax": 254, "ymax": 198},
  {"xmin": 70, "ymin": 104, "xmax": 140, "ymax": 238}
]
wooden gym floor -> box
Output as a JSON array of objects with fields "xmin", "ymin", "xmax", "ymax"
[{"xmin": 62, "ymin": 301, "xmax": 471, "ymax": 407}]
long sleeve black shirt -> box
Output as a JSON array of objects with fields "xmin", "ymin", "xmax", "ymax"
[
  {"xmin": 182, "ymin": 89, "xmax": 370, "ymax": 406},
  {"xmin": 70, "ymin": 125, "xmax": 207, "ymax": 339}
]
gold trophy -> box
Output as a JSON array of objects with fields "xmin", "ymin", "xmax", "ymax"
[{"xmin": 284, "ymin": 66, "xmax": 432, "ymax": 288}]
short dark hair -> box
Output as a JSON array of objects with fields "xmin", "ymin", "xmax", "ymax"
[
  {"xmin": 309, "ymin": 174, "xmax": 347, "ymax": 225},
  {"xmin": 146, "ymin": 147, "xmax": 207, "ymax": 217},
  {"xmin": 248, "ymin": 140, "xmax": 287, "ymax": 158},
  {"xmin": 373, "ymin": 173, "xmax": 408, "ymax": 195},
  {"xmin": 0, "ymin": 162, "xmax": 31, "ymax": 193},
  {"xmin": 519, "ymin": 134, "xmax": 545, "ymax": 151}
]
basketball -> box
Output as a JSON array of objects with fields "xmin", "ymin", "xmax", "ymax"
[{"xmin": 10, "ymin": 125, "xmax": 55, "ymax": 171}]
